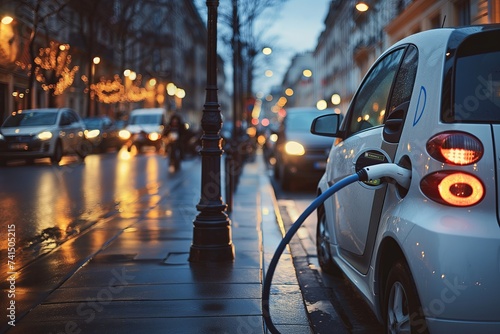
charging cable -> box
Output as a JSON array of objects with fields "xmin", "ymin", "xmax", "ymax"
[{"xmin": 262, "ymin": 163, "xmax": 411, "ymax": 334}]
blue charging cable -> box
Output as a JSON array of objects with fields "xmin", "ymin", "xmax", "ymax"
[{"xmin": 262, "ymin": 163, "xmax": 412, "ymax": 333}]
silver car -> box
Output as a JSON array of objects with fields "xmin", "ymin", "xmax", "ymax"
[
  {"xmin": 311, "ymin": 25, "xmax": 500, "ymax": 333},
  {"xmin": 0, "ymin": 108, "xmax": 89, "ymax": 164}
]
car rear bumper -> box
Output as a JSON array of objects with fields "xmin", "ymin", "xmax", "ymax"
[
  {"xmin": 403, "ymin": 221, "xmax": 500, "ymax": 326},
  {"xmin": 426, "ymin": 318, "xmax": 500, "ymax": 334}
]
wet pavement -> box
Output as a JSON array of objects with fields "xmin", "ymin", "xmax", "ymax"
[{"xmin": 1, "ymin": 153, "xmax": 312, "ymax": 333}]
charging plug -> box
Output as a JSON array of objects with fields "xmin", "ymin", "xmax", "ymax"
[{"xmin": 357, "ymin": 163, "xmax": 411, "ymax": 189}]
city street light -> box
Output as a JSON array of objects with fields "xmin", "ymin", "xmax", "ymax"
[
  {"xmin": 356, "ymin": 2, "xmax": 369, "ymax": 12},
  {"xmin": 189, "ymin": 0, "xmax": 234, "ymax": 262},
  {"xmin": 262, "ymin": 47, "xmax": 272, "ymax": 55},
  {"xmin": 91, "ymin": 57, "xmax": 100, "ymax": 115},
  {"xmin": 1, "ymin": 15, "xmax": 14, "ymax": 25}
]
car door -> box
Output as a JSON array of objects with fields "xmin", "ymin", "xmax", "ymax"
[
  {"xmin": 327, "ymin": 45, "xmax": 418, "ymax": 274},
  {"xmin": 59, "ymin": 110, "xmax": 81, "ymax": 153}
]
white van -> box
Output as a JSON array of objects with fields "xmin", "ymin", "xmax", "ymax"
[{"xmin": 120, "ymin": 108, "xmax": 168, "ymax": 153}]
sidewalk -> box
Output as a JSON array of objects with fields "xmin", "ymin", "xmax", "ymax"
[{"xmin": 5, "ymin": 152, "xmax": 312, "ymax": 334}]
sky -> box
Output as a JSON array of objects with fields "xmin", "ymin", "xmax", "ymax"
[
  {"xmin": 194, "ymin": 0, "xmax": 331, "ymax": 94},
  {"xmin": 254, "ymin": 0, "xmax": 331, "ymax": 94}
]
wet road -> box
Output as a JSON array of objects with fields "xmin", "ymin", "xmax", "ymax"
[{"xmin": 0, "ymin": 148, "xmax": 172, "ymax": 275}]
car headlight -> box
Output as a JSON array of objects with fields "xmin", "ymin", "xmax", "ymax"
[
  {"xmin": 148, "ymin": 132, "xmax": 160, "ymax": 141},
  {"xmin": 37, "ymin": 131, "xmax": 53, "ymax": 141},
  {"xmin": 119, "ymin": 129, "xmax": 131, "ymax": 140},
  {"xmin": 85, "ymin": 129, "xmax": 101, "ymax": 139},
  {"xmin": 284, "ymin": 141, "xmax": 305, "ymax": 156}
]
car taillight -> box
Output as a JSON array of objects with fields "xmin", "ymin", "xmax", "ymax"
[
  {"xmin": 426, "ymin": 131, "xmax": 483, "ymax": 165},
  {"xmin": 420, "ymin": 171, "xmax": 484, "ymax": 207}
]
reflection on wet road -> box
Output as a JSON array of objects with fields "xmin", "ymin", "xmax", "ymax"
[{"xmin": 0, "ymin": 148, "xmax": 171, "ymax": 273}]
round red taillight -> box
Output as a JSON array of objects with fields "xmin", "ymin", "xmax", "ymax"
[
  {"xmin": 426, "ymin": 132, "xmax": 483, "ymax": 165},
  {"xmin": 420, "ymin": 171, "xmax": 484, "ymax": 207}
]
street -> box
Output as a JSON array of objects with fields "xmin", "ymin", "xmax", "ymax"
[
  {"xmin": 268, "ymin": 165, "xmax": 384, "ymax": 334},
  {"xmin": 0, "ymin": 148, "xmax": 177, "ymax": 275},
  {"xmin": 0, "ymin": 149, "xmax": 202, "ymax": 328}
]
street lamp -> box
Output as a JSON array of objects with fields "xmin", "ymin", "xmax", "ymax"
[
  {"xmin": 91, "ymin": 57, "xmax": 100, "ymax": 115},
  {"xmin": 1, "ymin": 16, "xmax": 14, "ymax": 25},
  {"xmin": 262, "ymin": 47, "xmax": 272, "ymax": 55},
  {"xmin": 356, "ymin": 2, "xmax": 369, "ymax": 12},
  {"xmin": 189, "ymin": 0, "xmax": 234, "ymax": 262}
]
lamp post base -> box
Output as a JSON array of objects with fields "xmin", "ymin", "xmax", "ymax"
[
  {"xmin": 189, "ymin": 216, "xmax": 235, "ymax": 262},
  {"xmin": 189, "ymin": 244, "xmax": 234, "ymax": 262}
]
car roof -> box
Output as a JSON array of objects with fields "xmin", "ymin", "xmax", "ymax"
[
  {"xmin": 130, "ymin": 108, "xmax": 166, "ymax": 114},
  {"xmin": 392, "ymin": 24, "xmax": 500, "ymax": 50},
  {"xmin": 19, "ymin": 108, "xmax": 65, "ymax": 113}
]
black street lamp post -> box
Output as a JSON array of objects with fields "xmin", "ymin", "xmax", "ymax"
[{"xmin": 189, "ymin": 0, "xmax": 234, "ymax": 262}]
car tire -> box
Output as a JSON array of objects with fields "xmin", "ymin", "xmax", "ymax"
[
  {"xmin": 51, "ymin": 141, "xmax": 63, "ymax": 164},
  {"xmin": 384, "ymin": 261, "xmax": 429, "ymax": 334},
  {"xmin": 316, "ymin": 209, "xmax": 341, "ymax": 276},
  {"xmin": 77, "ymin": 140, "xmax": 92, "ymax": 160}
]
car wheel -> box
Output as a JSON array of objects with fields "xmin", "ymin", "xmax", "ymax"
[
  {"xmin": 384, "ymin": 261, "xmax": 429, "ymax": 334},
  {"xmin": 316, "ymin": 209, "xmax": 341, "ymax": 275},
  {"xmin": 51, "ymin": 141, "xmax": 63, "ymax": 164},
  {"xmin": 77, "ymin": 140, "xmax": 92, "ymax": 160}
]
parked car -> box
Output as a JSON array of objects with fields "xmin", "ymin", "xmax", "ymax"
[
  {"xmin": 83, "ymin": 116, "xmax": 123, "ymax": 153},
  {"xmin": 0, "ymin": 108, "xmax": 89, "ymax": 164},
  {"xmin": 273, "ymin": 107, "xmax": 334, "ymax": 191},
  {"xmin": 310, "ymin": 25, "xmax": 500, "ymax": 334},
  {"xmin": 119, "ymin": 108, "xmax": 168, "ymax": 153}
]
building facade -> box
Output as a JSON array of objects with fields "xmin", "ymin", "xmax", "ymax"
[
  {"xmin": 281, "ymin": 0, "xmax": 500, "ymax": 114},
  {"xmin": 316, "ymin": 0, "xmax": 500, "ymax": 114},
  {"xmin": 0, "ymin": 0, "xmax": 223, "ymax": 129}
]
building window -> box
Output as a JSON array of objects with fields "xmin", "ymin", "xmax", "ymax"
[
  {"xmin": 457, "ymin": 0, "xmax": 471, "ymax": 25},
  {"xmin": 430, "ymin": 13, "xmax": 441, "ymax": 28}
]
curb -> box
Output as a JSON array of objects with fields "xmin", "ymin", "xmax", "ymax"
[{"xmin": 276, "ymin": 201, "xmax": 350, "ymax": 334}]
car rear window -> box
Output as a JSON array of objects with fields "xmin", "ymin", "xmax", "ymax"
[{"xmin": 452, "ymin": 29, "xmax": 500, "ymax": 122}]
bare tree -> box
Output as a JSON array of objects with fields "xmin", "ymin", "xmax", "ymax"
[
  {"xmin": 6, "ymin": 0, "xmax": 70, "ymax": 108},
  {"xmin": 195, "ymin": 0, "xmax": 288, "ymax": 123},
  {"xmin": 34, "ymin": 41, "xmax": 79, "ymax": 107}
]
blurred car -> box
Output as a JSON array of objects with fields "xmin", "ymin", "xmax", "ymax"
[
  {"xmin": 83, "ymin": 116, "xmax": 123, "ymax": 153},
  {"xmin": 273, "ymin": 107, "xmax": 334, "ymax": 191},
  {"xmin": 119, "ymin": 108, "xmax": 168, "ymax": 153},
  {"xmin": 311, "ymin": 25, "xmax": 500, "ymax": 333},
  {"xmin": 0, "ymin": 108, "xmax": 88, "ymax": 164}
]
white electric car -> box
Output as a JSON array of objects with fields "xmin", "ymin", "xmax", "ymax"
[{"xmin": 311, "ymin": 25, "xmax": 500, "ymax": 333}]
